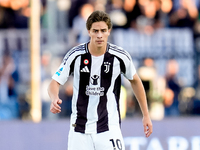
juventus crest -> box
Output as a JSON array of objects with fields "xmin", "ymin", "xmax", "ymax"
[{"xmin": 104, "ymin": 62, "xmax": 111, "ymax": 73}]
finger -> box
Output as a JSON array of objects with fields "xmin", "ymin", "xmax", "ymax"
[
  {"xmin": 53, "ymin": 101, "xmax": 61, "ymax": 110},
  {"xmin": 145, "ymin": 125, "xmax": 153, "ymax": 137},
  {"xmin": 146, "ymin": 131, "xmax": 152, "ymax": 138},
  {"xmin": 144, "ymin": 129, "xmax": 149, "ymax": 137},
  {"xmin": 148, "ymin": 123, "xmax": 153, "ymax": 133},
  {"xmin": 144, "ymin": 124, "xmax": 147, "ymax": 133},
  {"xmin": 50, "ymin": 103, "xmax": 61, "ymax": 113},
  {"xmin": 50, "ymin": 107, "xmax": 61, "ymax": 114},
  {"xmin": 53, "ymin": 110, "xmax": 61, "ymax": 114},
  {"xmin": 57, "ymin": 99, "xmax": 62, "ymax": 105},
  {"xmin": 52, "ymin": 107, "xmax": 61, "ymax": 113},
  {"xmin": 145, "ymin": 130, "xmax": 150, "ymax": 137}
]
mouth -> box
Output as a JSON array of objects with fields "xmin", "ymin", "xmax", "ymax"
[{"xmin": 96, "ymin": 40, "xmax": 103, "ymax": 44}]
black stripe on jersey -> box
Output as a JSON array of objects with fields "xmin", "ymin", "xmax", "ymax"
[
  {"xmin": 69, "ymin": 55, "xmax": 80, "ymax": 75},
  {"xmin": 85, "ymin": 43, "xmax": 89, "ymax": 53},
  {"xmin": 75, "ymin": 53, "xmax": 91, "ymax": 133},
  {"xmin": 113, "ymin": 56, "xmax": 126, "ymax": 126},
  {"xmin": 97, "ymin": 52, "xmax": 114, "ymax": 133},
  {"xmin": 113, "ymin": 75, "xmax": 122, "ymax": 125},
  {"xmin": 109, "ymin": 46, "xmax": 130, "ymax": 61},
  {"xmin": 116, "ymin": 56, "xmax": 126, "ymax": 75}
]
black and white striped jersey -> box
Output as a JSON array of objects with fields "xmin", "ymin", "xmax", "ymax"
[{"xmin": 52, "ymin": 42, "xmax": 136, "ymax": 134}]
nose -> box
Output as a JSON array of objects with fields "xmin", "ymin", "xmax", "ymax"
[{"xmin": 97, "ymin": 32, "xmax": 102, "ymax": 38}]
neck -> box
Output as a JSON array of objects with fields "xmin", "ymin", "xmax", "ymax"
[{"xmin": 88, "ymin": 42, "xmax": 107, "ymax": 56}]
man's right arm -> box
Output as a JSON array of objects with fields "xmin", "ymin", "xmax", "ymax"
[{"xmin": 47, "ymin": 79, "xmax": 62, "ymax": 114}]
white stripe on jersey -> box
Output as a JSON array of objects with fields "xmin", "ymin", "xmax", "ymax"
[
  {"xmin": 107, "ymin": 57, "xmax": 121, "ymax": 127},
  {"xmin": 85, "ymin": 55, "xmax": 104, "ymax": 133}
]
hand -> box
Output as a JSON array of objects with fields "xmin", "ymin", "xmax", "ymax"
[
  {"xmin": 143, "ymin": 115, "xmax": 153, "ymax": 138},
  {"xmin": 50, "ymin": 99, "xmax": 62, "ymax": 114}
]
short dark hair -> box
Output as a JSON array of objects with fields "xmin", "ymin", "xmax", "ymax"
[{"xmin": 86, "ymin": 10, "xmax": 112, "ymax": 30}]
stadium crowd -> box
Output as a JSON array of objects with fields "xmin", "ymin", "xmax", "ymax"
[{"xmin": 0, "ymin": 0, "xmax": 200, "ymax": 120}]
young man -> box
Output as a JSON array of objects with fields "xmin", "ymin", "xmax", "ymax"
[{"xmin": 48, "ymin": 10, "xmax": 152, "ymax": 150}]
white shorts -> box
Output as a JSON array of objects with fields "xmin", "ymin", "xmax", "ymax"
[{"xmin": 68, "ymin": 125, "xmax": 125, "ymax": 150}]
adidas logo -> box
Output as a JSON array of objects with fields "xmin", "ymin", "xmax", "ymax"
[{"xmin": 80, "ymin": 66, "xmax": 89, "ymax": 73}]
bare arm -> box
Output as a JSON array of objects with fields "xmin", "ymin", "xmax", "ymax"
[
  {"xmin": 129, "ymin": 73, "xmax": 153, "ymax": 137},
  {"xmin": 47, "ymin": 79, "xmax": 62, "ymax": 114}
]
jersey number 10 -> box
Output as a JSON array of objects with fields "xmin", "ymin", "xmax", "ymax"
[{"xmin": 110, "ymin": 139, "xmax": 122, "ymax": 150}]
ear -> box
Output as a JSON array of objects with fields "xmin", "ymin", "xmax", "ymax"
[
  {"xmin": 88, "ymin": 30, "xmax": 91, "ymax": 37},
  {"xmin": 108, "ymin": 29, "xmax": 111, "ymax": 35}
]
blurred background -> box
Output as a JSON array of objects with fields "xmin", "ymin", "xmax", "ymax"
[{"xmin": 0, "ymin": 0, "xmax": 200, "ymax": 150}]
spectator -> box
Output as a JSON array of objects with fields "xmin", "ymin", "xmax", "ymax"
[
  {"xmin": 71, "ymin": 3, "xmax": 94, "ymax": 44},
  {"xmin": 163, "ymin": 59, "xmax": 182, "ymax": 116},
  {"xmin": 0, "ymin": 6, "xmax": 16, "ymax": 29},
  {"xmin": 68, "ymin": 0, "xmax": 89, "ymax": 28},
  {"xmin": 137, "ymin": 58, "xmax": 165, "ymax": 120},
  {"xmin": 169, "ymin": 0, "xmax": 199, "ymax": 28},
  {"xmin": 0, "ymin": 0, "xmax": 29, "ymax": 29},
  {"xmin": 193, "ymin": 64, "xmax": 200, "ymax": 114},
  {"xmin": 0, "ymin": 53, "xmax": 19, "ymax": 119},
  {"xmin": 125, "ymin": 0, "xmax": 165, "ymax": 34}
]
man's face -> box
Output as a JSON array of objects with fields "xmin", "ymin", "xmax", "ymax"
[{"xmin": 88, "ymin": 21, "xmax": 111, "ymax": 48}]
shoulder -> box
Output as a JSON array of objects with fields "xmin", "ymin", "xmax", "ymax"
[
  {"xmin": 63, "ymin": 43, "xmax": 87, "ymax": 61},
  {"xmin": 108, "ymin": 43, "xmax": 132, "ymax": 61},
  {"xmin": 67, "ymin": 43, "xmax": 87, "ymax": 56}
]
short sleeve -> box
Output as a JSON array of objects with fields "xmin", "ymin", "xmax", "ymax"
[
  {"xmin": 123, "ymin": 57, "xmax": 136, "ymax": 80},
  {"xmin": 52, "ymin": 58, "xmax": 70, "ymax": 85}
]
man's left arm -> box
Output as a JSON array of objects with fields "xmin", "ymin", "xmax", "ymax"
[{"xmin": 129, "ymin": 73, "xmax": 153, "ymax": 138}]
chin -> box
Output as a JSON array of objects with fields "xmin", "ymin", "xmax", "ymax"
[{"xmin": 97, "ymin": 45, "xmax": 103, "ymax": 49}]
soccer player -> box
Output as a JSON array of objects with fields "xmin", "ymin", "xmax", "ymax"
[{"xmin": 48, "ymin": 10, "xmax": 152, "ymax": 150}]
